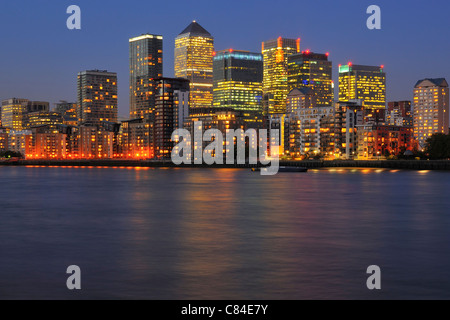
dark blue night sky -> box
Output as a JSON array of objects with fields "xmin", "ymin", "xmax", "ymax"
[{"xmin": 0, "ymin": 0, "xmax": 448, "ymax": 117}]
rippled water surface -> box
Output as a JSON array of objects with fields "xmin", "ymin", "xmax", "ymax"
[{"xmin": 1, "ymin": 166, "xmax": 449, "ymax": 299}]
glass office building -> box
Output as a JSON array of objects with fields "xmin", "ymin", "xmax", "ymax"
[{"xmin": 175, "ymin": 21, "xmax": 214, "ymax": 109}]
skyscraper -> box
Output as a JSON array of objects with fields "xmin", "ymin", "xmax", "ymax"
[
  {"xmin": 413, "ymin": 78, "xmax": 449, "ymax": 148},
  {"xmin": 129, "ymin": 34, "xmax": 163, "ymax": 119},
  {"xmin": 213, "ymin": 49, "xmax": 263, "ymax": 114},
  {"xmin": 287, "ymin": 51, "xmax": 333, "ymax": 107},
  {"xmin": 175, "ymin": 21, "xmax": 214, "ymax": 109},
  {"xmin": 262, "ymin": 37, "xmax": 300, "ymax": 114},
  {"xmin": 77, "ymin": 70, "xmax": 118, "ymax": 127},
  {"xmin": 154, "ymin": 77, "xmax": 190, "ymax": 159},
  {"xmin": 338, "ymin": 64, "xmax": 386, "ymax": 110}
]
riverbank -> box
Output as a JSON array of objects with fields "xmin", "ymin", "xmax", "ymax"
[{"xmin": 1, "ymin": 159, "xmax": 450, "ymax": 170}]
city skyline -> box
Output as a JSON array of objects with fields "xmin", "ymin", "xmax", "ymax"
[{"xmin": 0, "ymin": 1, "xmax": 449, "ymax": 118}]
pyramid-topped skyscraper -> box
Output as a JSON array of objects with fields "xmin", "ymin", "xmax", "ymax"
[{"xmin": 175, "ymin": 21, "xmax": 214, "ymax": 109}]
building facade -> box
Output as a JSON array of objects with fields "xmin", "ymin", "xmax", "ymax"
[
  {"xmin": 26, "ymin": 131, "xmax": 67, "ymax": 160},
  {"xmin": 1, "ymin": 98, "xmax": 29, "ymax": 131},
  {"xmin": 262, "ymin": 37, "xmax": 300, "ymax": 114},
  {"xmin": 213, "ymin": 49, "xmax": 263, "ymax": 118},
  {"xmin": 129, "ymin": 34, "xmax": 163, "ymax": 119},
  {"xmin": 387, "ymin": 101, "xmax": 412, "ymax": 127},
  {"xmin": 0, "ymin": 128, "xmax": 8, "ymax": 152},
  {"xmin": 154, "ymin": 77, "xmax": 190, "ymax": 159},
  {"xmin": 121, "ymin": 118, "xmax": 154, "ymax": 159},
  {"xmin": 287, "ymin": 51, "xmax": 333, "ymax": 107},
  {"xmin": 413, "ymin": 78, "xmax": 449, "ymax": 148},
  {"xmin": 25, "ymin": 111, "xmax": 64, "ymax": 129},
  {"xmin": 175, "ymin": 21, "xmax": 214, "ymax": 109},
  {"xmin": 185, "ymin": 108, "xmax": 246, "ymax": 163},
  {"xmin": 338, "ymin": 64, "xmax": 386, "ymax": 110},
  {"xmin": 334, "ymin": 100, "xmax": 365, "ymax": 159},
  {"xmin": 54, "ymin": 100, "xmax": 78, "ymax": 126},
  {"xmin": 357, "ymin": 125, "xmax": 415, "ymax": 159},
  {"xmin": 285, "ymin": 88, "xmax": 334, "ymax": 158},
  {"xmin": 77, "ymin": 70, "xmax": 118, "ymax": 127}
]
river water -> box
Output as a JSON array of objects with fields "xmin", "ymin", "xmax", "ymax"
[{"xmin": 0, "ymin": 166, "xmax": 449, "ymax": 299}]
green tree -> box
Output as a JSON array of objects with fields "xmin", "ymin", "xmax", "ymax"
[{"xmin": 424, "ymin": 133, "xmax": 450, "ymax": 160}]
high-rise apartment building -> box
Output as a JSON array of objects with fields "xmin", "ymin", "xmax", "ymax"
[
  {"xmin": 287, "ymin": 51, "xmax": 333, "ymax": 107},
  {"xmin": 338, "ymin": 64, "xmax": 386, "ymax": 110},
  {"xmin": 129, "ymin": 34, "xmax": 163, "ymax": 119},
  {"xmin": 77, "ymin": 70, "xmax": 118, "ymax": 127},
  {"xmin": 213, "ymin": 49, "xmax": 263, "ymax": 115},
  {"xmin": 175, "ymin": 21, "xmax": 214, "ymax": 109},
  {"xmin": 413, "ymin": 78, "xmax": 449, "ymax": 148},
  {"xmin": 154, "ymin": 77, "xmax": 190, "ymax": 159},
  {"xmin": 262, "ymin": 37, "xmax": 300, "ymax": 114}
]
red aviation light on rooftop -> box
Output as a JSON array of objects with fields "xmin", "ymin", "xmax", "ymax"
[
  {"xmin": 229, "ymin": 48, "xmax": 233, "ymax": 53},
  {"xmin": 348, "ymin": 62, "xmax": 353, "ymax": 66},
  {"xmin": 212, "ymin": 51, "xmax": 216, "ymax": 56},
  {"xmin": 277, "ymin": 36, "xmax": 283, "ymax": 48},
  {"xmin": 381, "ymin": 65, "xmax": 384, "ymax": 69},
  {"xmin": 325, "ymin": 52, "xmax": 330, "ymax": 57}
]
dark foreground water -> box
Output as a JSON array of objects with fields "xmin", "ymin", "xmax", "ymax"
[{"xmin": 0, "ymin": 166, "xmax": 449, "ymax": 299}]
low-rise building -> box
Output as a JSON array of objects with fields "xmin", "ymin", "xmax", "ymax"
[{"xmin": 357, "ymin": 125, "xmax": 415, "ymax": 159}]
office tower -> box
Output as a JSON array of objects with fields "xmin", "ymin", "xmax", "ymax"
[
  {"xmin": 338, "ymin": 64, "xmax": 386, "ymax": 110},
  {"xmin": 129, "ymin": 34, "xmax": 163, "ymax": 119},
  {"xmin": 175, "ymin": 21, "xmax": 214, "ymax": 109},
  {"xmin": 213, "ymin": 49, "xmax": 263, "ymax": 116},
  {"xmin": 413, "ymin": 78, "xmax": 449, "ymax": 148},
  {"xmin": 262, "ymin": 37, "xmax": 300, "ymax": 114},
  {"xmin": 154, "ymin": 77, "xmax": 190, "ymax": 159},
  {"xmin": 287, "ymin": 51, "xmax": 333, "ymax": 107},
  {"xmin": 1, "ymin": 98, "xmax": 29, "ymax": 131},
  {"xmin": 387, "ymin": 101, "xmax": 412, "ymax": 126},
  {"xmin": 77, "ymin": 70, "xmax": 118, "ymax": 127}
]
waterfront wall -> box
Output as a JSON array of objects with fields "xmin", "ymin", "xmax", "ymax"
[{"xmin": 1, "ymin": 159, "xmax": 450, "ymax": 170}]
